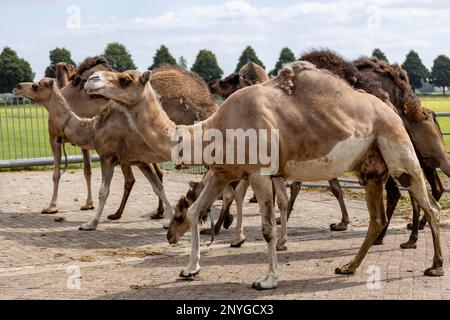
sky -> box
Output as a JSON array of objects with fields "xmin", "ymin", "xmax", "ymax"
[{"xmin": 1, "ymin": 0, "xmax": 449, "ymax": 79}]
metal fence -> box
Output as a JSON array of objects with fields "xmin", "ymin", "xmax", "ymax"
[{"xmin": 0, "ymin": 96, "xmax": 448, "ymax": 184}]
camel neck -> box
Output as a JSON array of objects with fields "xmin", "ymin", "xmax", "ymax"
[{"xmin": 44, "ymin": 88, "xmax": 95, "ymax": 148}]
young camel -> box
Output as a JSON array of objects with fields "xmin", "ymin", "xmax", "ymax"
[
  {"xmin": 85, "ymin": 64, "xmax": 443, "ymax": 290},
  {"xmin": 211, "ymin": 60, "xmax": 350, "ymax": 231},
  {"xmin": 13, "ymin": 78, "xmax": 174, "ymax": 229}
]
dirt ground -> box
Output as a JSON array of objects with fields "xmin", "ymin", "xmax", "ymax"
[{"xmin": 1, "ymin": 167, "xmax": 450, "ymax": 300}]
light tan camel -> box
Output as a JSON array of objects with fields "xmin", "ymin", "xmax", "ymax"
[
  {"xmin": 85, "ymin": 64, "xmax": 443, "ymax": 290},
  {"xmin": 51, "ymin": 62, "xmax": 77, "ymax": 88}
]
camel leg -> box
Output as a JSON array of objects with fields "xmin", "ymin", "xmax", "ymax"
[
  {"xmin": 79, "ymin": 157, "xmax": 114, "ymax": 231},
  {"xmin": 230, "ymin": 180, "xmax": 250, "ymax": 248},
  {"xmin": 43, "ymin": 136, "xmax": 62, "ymax": 214},
  {"xmin": 373, "ymin": 176, "xmax": 401, "ymax": 245},
  {"xmin": 152, "ymin": 163, "xmax": 165, "ymax": 219},
  {"xmin": 107, "ymin": 164, "xmax": 135, "ymax": 220},
  {"xmin": 336, "ymin": 174, "xmax": 387, "ymax": 274},
  {"xmin": 137, "ymin": 163, "xmax": 173, "ymax": 229},
  {"xmin": 179, "ymin": 172, "xmax": 229, "ymax": 278},
  {"xmin": 80, "ymin": 149, "xmax": 95, "ymax": 211},
  {"xmin": 329, "ymin": 179, "xmax": 350, "ymax": 231},
  {"xmin": 400, "ymin": 193, "xmax": 420, "ymax": 249},
  {"xmin": 277, "ymin": 181, "xmax": 302, "ymax": 225},
  {"xmin": 249, "ymin": 174, "xmax": 278, "ymax": 290},
  {"xmin": 201, "ymin": 184, "xmax": 235, "ymax": 236},
  {"xmin": 377, "ymin": 138, "xmax": 443, "ymax": 276},
  {"xmin": 273, "ymin": 177, "xmax": 288, "ymax": 252}
]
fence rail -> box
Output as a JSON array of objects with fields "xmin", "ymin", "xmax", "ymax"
[{"xmin": 0, "ymin": 97, "xmax": 448, "ymax": 186}]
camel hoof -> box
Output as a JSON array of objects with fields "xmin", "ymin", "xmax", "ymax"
[
  {"xmin": 276, "ymin": 217, "xmax": 281, "ymax": 225},
  {"xmin": 107, "ymin": 212, "xmax": 122, "ymax": 220},
  {"xmin": 276, "ymin": 242, "xmax": 288, "ymax": 252},
  {"xmin": 407, "ymin": 223, "xmax": 425, "ymax": 231},
  {"xmin": 151, "ymin": 211, "xmax": 164, "ymax": 220},
  {"xmin": 81, "ymin": 204, "xmax": 95, "ymax": 211},
  {"xmin": 252, "ymin": 275, "xmax": 278, "ymax": 290},
  {"xmin": 230, "ymin": 236, "xmax": 246, "ymax": 248},
  {"xmin": 330, "ymin": 222, "xmax": 348, "ymax": 232},
  {"xmin": 179, "ymin": 267, "xmax": 200, "ymax": 278},
  {"xmin": 400, "ymin": 240, "xmax": 417, "ymax": 249},
  {"xmin": 373, "ymin": 238, "xmax": 384, "ymax": 246},
  {"xmin": 335, "ymin": 264, "xmax": 356, "ymax": 275},
  {"xmin": 223, "ymin": 215, "xmax": 234, "ymax": 230},
  {"xmin": 79, "ymin": 222, "xmax": 97, "ymax": 231},
  {"xmin": 42, "ymin": 207, "xmax": 59, "ymax": 214},
  {"xmin": 200, "ymin": 228, "xmax": 219, "ymax": 236},
  {"xmin": 424, "ymin": 267, "xmax": 444, "ymax": 277}
]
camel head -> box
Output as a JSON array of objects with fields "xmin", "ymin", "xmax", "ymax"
[
  {"xmin": 167, "ymin": 181, "xmax": 207, "ymax": 244},
  {"xmin": 13, "ymin": 78, "xmax": 56, "ymax": 102},
  {"xmin": 209, "ymin": 72, "xmax": 251, "ymax": 99},
  {"xmin": 85, "ymin": 70, "xmax": 152, "ymax": 107},
  {"xmin": 51, "ymin": 62, "xmax": 76, "ymax": 88}
]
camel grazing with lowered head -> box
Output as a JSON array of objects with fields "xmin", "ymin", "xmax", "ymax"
[
  {"xmin": 52, "ymin": 62, "xmax": 77, "ymax": 88},
  {"xmin": 211, "ymin": 60, "xmax": 351, "ymax": 232},
  {"xmin": 85, "ymin": 63, "xmax": 443, "ymax": 290},
  {"xmin": 42, "ymin": 57, "xmax": 219, "ymax": 223}
]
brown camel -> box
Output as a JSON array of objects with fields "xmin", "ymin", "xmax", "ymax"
[
  {"xmin": 44, "ymin": 58, "xmax": 219, "ymax": 222},
  {"xmin": 354, "ymin": 57, "xmax": 450, "ymax": 248},
  {"xmin": 211, "ymin": 59, "xmax": 351, "ymax": 231},
  {"xmin": 85, "ymin": 64, "xmax": 443, "ymax": 290},
  {"xmin": 51, "ymin": 62, "xmax": 77, "ymax": 88}
]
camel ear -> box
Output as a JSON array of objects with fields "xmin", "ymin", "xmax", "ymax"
[
  {"xmin": 50, "ymin": 64, "xmax": 56, "ymax": 71},
  {"xmin": 140, "ymin": 71, "xmax": 152, "ymax": 85},
  {"xmin": 42, "ymin": 78, "xmax": 55, "ymax": 88}
]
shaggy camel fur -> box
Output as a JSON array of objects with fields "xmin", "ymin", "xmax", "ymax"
[
  {"xmin": 354, "ymin": 57, "xmax": 450, "ymax": 248},
  {"xmin": 14, "ymin": 78, "xmax": 173, "ymax": 229},
  {"xmin": 52, "ymin": 62, "xmax": 77, "ymax": 88},
  {"xmin": 85, "ymin": 64, "xmax": 443, "ymax": 290}
]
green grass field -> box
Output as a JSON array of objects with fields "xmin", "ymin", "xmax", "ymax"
[{"xmin": 1, "ymin": 97, "xmax": 450, "ymax": 162}]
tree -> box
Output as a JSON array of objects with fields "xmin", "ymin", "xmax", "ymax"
[
  {"xmin": 191, "ymin": 50, "xmax": 223, "ymax": 82},
  {"xmin": 430, "ymin": 55, "xmax": 450, "ymax": 95},
  {"xmin": 0, "ymin": 47, "xmax": 34, "ymax": 93},
  {"xmin": 235, "ymin": 46, "xmax": 265, "ymax": 72},
  {"xmin": 178, "ymin": 56, "xmax": 188, "ymax": 69},
  {"xmin": 372, "ymin": 48, "xmax": 389, "ymax": 62},
  {"xmin": 402, "ymin": 50, "xmax": 429, "ymax": 91},
  {"xmin": 149, "ymin": 45, "xmax": 177, "ymax": 70},
  {"xmin": 103, "ymin": 42, "xmax": 136, "ymax": 72},
  {"xmin": 269, "ymin": 47, "xmax": 296, "ymax": 76},
  {"xmin": 45, "ymin": 47, "xmax": 76, "ymax": 77}
]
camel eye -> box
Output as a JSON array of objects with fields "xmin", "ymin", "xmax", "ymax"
[{"xmin": 119, "ymin": 77, "xmax": 131, "ymax": 87}]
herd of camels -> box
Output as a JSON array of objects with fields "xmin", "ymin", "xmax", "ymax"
[{"xmin": 12, "ymin": 49, "xmax": 450, "ymax": 290}]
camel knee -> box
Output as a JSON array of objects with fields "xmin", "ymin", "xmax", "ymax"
[
  {"xmin": 98, "ymin": 189, "xmax": 109, "ymax": 202},
  {"xmin": 262, "ymin": 223, "xmax": 275, "ymax": 243},
  {"xmin": 52, "ymin": 170, "xmax": 61, "ymax": 182}
]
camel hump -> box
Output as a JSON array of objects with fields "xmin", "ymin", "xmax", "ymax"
[
  {"xmin": 274, "ymin": 61, "xmax": 317, "ymax": 95},
  {"xmin": 239, "ymin": 61, "xmax": 269, "ymax": 83}
]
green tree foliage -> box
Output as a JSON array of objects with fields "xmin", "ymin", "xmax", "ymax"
[
  {"xmin": 402, "ymin": 50, "xmax": 429, "ymax": 91},
  {"xmin": 103, "ymin": 42, "xmax": 136, "ymax": 72},
  {"xmin": 191, "ymin": 50, "xmax": 223, "ymax": 82},
  {"xmin": 149, "ymin": 45, "xmax": 177, "ymax": 70},
  {"xmin": 372, "ymin": 48, "xmax": 389, "ymax": 62},
  {"xmin": 430, "ymin": 55, "xmax": 450, "ymax": 95},
  {"xmin": 269, "ymin": 47, "xmax": 296, "ymax": 76},
  {"xmin": 235, "ymin": 46, "xmax": 265, "ymax": 72},
  {"xmin": 0, "ymin": 47, "xmax": 34, "ymax": 93},
  {"xmin": 45, "ymin": 47, "xmax": 76, "ymax": 77},
  {"xmin": 178, "ymin": 56, "xmax": 188, "ymax": 69}
]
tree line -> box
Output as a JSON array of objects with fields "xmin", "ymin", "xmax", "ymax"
[{"xmin": 1, "ymin": 44, "xmax": 450, "ymax": 95}]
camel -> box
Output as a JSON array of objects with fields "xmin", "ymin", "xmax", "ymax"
[
  {"xmin": 353, "ymin": 57, "xmax": 450, "ymax": 247},
  {"xmin": 51, "ymin": 62, "xmax": 77, "ymax": 88},
  {"xmin": 167, "ymin": 173, "xmax": 289, "ymax": 251},
  {"xmin": 85, "ymin": 64, "xmax": 443, "ymax": 290},
  {"xmin": 44, "ymin": 56, "xmax": 218, "ymax": 225},
  {"xmin": 211, "ymin": 59, "xmax": 351, "ymax": 231}
]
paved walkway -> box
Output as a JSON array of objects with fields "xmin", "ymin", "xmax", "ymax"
[{"xmin": 0, "ymin": 168, "xmax": 449, "ymax": 299}]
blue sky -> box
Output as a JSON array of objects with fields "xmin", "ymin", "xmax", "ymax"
[{"xmin": 1, "ymin": 0, "xmax": 449, "ymax": 79}]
